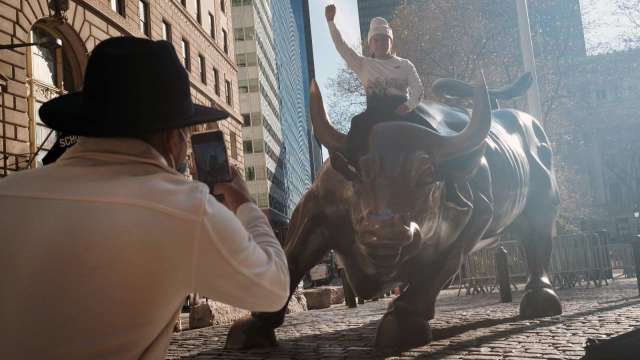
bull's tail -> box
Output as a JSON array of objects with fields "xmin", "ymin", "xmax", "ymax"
[{"xmin": 433, "ymin": 73, "xmax": 533, "ymax": 110}]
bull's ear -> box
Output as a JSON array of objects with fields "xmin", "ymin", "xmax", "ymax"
[
  {"xmin": 329, "ymin": 151, "xmax": 359, "ymax": 181},
  {"xmin": 439, "ymin": 144, "xmax": 486, "ymax": 182}
]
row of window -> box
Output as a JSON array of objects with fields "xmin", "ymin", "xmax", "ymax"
[
  {"xmin": 241, "ymin": 112, "xmax": 283, "ymax": 149},
  {"xmin": 110, "ymin": 1, "xmax": 229, "ymax": 55},
  {"xmin": 232, "ymin": 0, "xmax": 253, "ymax": 6},
  {"xmin": 161, "ymin": 23, "xmax": 232, "ymax": 106}
]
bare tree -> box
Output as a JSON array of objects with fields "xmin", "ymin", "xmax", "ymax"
[
  {"xmin": 325, "ymin": 62, "xmax": 366, "ymax": 133},
  {"xmin": 614, "ymin": 0, "xmax": 640, "ymax": 48}
]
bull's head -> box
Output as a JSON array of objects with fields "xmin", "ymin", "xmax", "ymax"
[{"xmin": 310, "ymin": 77, "xmax": 491, "ymax": 277}]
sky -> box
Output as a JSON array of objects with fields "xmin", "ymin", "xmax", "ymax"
[{"xmin": 308, "ymin": 0, "xmax": 361, "ymax": 101}]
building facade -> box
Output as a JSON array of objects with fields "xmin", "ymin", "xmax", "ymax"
[
  {"xmin": 556, "ymin": 48, "xmax": 640, "ymax": 238},
  {"xmin": 232, "ymin": 0, "xmax": 288, "ymax": 226},
  {"xmin": 0, "ymin": 0, "xmax": 242, "ymax": 177}
]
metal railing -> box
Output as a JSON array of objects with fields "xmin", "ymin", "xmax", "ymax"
[{"xmin": 452, "ymin": 232, "xmax": 636, "ymax": 296}]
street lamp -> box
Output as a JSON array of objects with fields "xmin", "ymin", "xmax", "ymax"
[
  {"xmin": 633, "ymin": 204, "xmax": 640, "ymax": 235},
  {"xmin": 633, "ymin": 204, "xmax": 640, "ymax": 295},
  {"xmin": 0, "ymin": 37, "xmax": 62, "ymax": 51}
]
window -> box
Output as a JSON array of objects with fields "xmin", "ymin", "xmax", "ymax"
[
  {"xmin": 230, "ymin": 131, "xmax": 238, "ymax": 159},
  {"xmin": 181, "ymin": 0, "xmax": 186, "ymax": 6},
  {"xmin": 234, "ymin": 27, "xmax": 255, "ymax": 42},
  {"xmin": 245, "ymin": 166, "xmax": 255, "ymax": 181},
  {"xmin": 255, "ymin": 166, "xmax": 266, "ymax": 180},
  {"xmin": 233, "ymin": 0, "xmax": 253, "ymax": 6},
  {"xmin": 138, "ymin": 1, "xmax": 150, "ymax": 37},
  {"xmin": 253, "ymin": 139, "xmax": 263, "ymax": 153},
  {"xmin": 222, "ymin": 28, "xmax": 228, "ymax": 54},
  {"xmin": 196, "ymin": 0, "xmax": 202, "ymax": 24},
  {"xmin": 213, "ymin": 67, "xmax": 220, "ymax": 95},
  {"xmin": 162, "ymin": 20, "xmax": 172, "ymax": 42},
  {"xmin": 242, "ymin": 113, "xmax": 251, "ymax": 127},
  {"xmin": 209, "ymin": 13, "xmax": 215, "ymax": 39},
  {"xmin": 198, "ymin": 54, "xmax": 206, "ymax": 84},
  {"xmin": 110, "ymin": 0, "xmax": 125, "ymax": 16},
  {"xmin": 225, "ymin": 79, "xmax": 232, "ymax": 105},
  {"xmin": 220, "ymin": 0, "xmax": 226, "ymax": 13},
  {"xmin": 251, "ymin": 112, "xmax": 262, "ymax": 126},
  {"xmin": 243, "ymin": 140, "xmax": 253, "ymax": 153},
  {"xmin": 181, "ymin": 39, "xmax": 190, "ymax": 70},
  {"xmin": 238, "ymin": 79, "xmax": 259, "ymax": 93},
  {"xmin": 236, "ymin": 52, "xmax": 257, "ymax": 67}
]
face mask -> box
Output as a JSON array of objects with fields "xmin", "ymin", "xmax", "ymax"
[{"xmin": 171, "ymin": 129, "xmax": 189, "ymax": 175}]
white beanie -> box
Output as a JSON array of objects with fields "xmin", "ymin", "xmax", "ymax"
[{"xmin": 367, "ymin": 17, "xmax": 393, "ymax": 43}]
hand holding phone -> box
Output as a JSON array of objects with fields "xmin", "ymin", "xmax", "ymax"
[{"xmin": 212, "ymin": 166, "xmax": 253, "ymax": 212}]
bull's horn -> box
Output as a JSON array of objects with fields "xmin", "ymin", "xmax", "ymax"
[
  {"xmin": 310, "ymin": 79, "xmax": 347, "ymax": 155},
  {"xmin": 433, "ymin": 72, "xmax": 492, "ymax": 161}
]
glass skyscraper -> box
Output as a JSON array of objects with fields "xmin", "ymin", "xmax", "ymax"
[
  {"xmin": 233, "ymin": 0, "xmax": 320, "ymax": 228},
  {"xmin": 232, "ymin": 0, "xmax": 287, "ymax": 227},
  {"xmin": 272, "ymin": 0, "xmax": 313, "ymax": 217}
]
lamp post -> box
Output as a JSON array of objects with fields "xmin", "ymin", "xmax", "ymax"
[
  {"xmin": 633, "ymin": 204, "xmax": 640, "ymax": 295},
  {"xmin": 633, "ymin": 204, "xmax": 640, "ymax": 235},
  {"xmin": 0, "ymin": 38, "xmax": 62, "ymax": 51}
]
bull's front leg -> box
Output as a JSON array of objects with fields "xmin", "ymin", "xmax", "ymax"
[
  {"xmin": 375, "ymin": 185, "xmax": 494, "ymax": 352},
  {"xmin": 225, "ymin": 190, "xmax": 331, "ymax": 349}
]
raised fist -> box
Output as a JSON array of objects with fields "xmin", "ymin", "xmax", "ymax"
[{"xmin": 325, "ymin": 4, "xmax": 336, "ymax": 22}]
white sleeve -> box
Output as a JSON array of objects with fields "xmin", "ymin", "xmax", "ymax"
[
  {"xmin": 192, "ymin": 196, "xmax": 289, "ymax": 312},
  {"xmin": 405, "ymin": 60, "xmax": 424, "ymax": 110},
  {"xmin": 328, "ymin": 21, "xmax": 364, "ymax": 74}
]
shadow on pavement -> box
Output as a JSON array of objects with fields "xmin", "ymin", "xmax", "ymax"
[{"xmin": 182, "ymin": 298, "xmax": 640, "ymax": 359}]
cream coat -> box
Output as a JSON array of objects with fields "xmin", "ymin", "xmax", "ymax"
[{"xmin": 0, "ymin": 137, "xmax": 289, "ymax": 359}]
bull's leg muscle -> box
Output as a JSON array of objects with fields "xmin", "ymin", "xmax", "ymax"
[{"xmin": 225, "ymin": 189, "xmax": 331, "ymax": 349}]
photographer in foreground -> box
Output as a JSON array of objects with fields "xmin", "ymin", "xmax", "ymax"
[{"xmin": 0, "ymin": 37, "xmax": 289, "ymax": 359}]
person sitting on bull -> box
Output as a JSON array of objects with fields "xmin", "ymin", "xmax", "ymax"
[{"xmin": 325, "ymin": 4, "xmax": 430, "ymax": 164}]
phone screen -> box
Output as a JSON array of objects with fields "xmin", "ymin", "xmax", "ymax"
[{"xmin": 191, "ymin": 131, "xmax": 232, "ymax": 184}]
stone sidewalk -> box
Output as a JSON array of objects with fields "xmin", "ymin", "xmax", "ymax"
[{"xmin": 167, "ymin": 278, "xmax": 640, "ymax": 359}]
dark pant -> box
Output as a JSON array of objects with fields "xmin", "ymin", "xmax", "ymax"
[{"xmin": 346, "ymin": 96, "xmax": 433, "ymax": 166}]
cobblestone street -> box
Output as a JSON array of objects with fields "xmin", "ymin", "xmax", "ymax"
[{"xmin": 168, "ymin": 279, "xmax": 640, "ymax": 359}]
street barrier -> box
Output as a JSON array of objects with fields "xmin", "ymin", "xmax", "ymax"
[{"xmin": 451, "ymin": 232, "xmax": 636, "ymax": 296}]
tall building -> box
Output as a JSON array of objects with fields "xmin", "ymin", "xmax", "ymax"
[
  {"xmin": 0, "ymin": 0, "xmax": 242, "ymax": 176},
  {"xmin": 232, "ymin": 0, "xmax": 288, "ymax": 227},
  {"xmin": 292, "ymin": 0, "xmax": 324, "ymax": 181},
  {"xmin": 272, "ymin": 0, "xmax": 314, "ymax": 217}
]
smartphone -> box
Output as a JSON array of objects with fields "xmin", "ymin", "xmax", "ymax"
[{"xmin": 191, "ymin": 130, "xmax": 232, "ymax": 184}]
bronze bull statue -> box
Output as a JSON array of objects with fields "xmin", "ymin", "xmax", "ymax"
[{"xmin": 226, "ymin": 74, "xmax": 562, "ymax": 351}]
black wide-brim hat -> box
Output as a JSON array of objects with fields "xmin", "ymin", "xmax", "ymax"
[{"xmin": 40, "ymin": 37, "xmax": 229, "ymax": 137}]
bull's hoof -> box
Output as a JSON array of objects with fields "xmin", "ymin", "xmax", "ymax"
[
  {"xmin": 224, "ymin": 317, "xmax": 277, "ymax": 350},
  {"xmin": 374, "ymin": 311, "xmax": 432, "ymax": 352},
  {"xmin": 519, "ymin": 287, "xmax": 562, "ymax": 319}
]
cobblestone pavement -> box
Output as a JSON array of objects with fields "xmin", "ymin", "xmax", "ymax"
[{"xmin": 168, "ymin": 278, "xmax": 640, "ymax": 359}]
